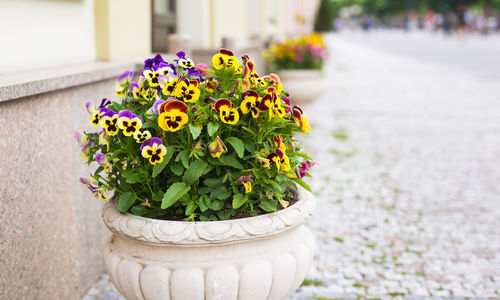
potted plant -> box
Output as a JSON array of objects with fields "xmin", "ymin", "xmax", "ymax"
[
  {"xmin": 264, "ymin": 34, "xmax": 328, "ymax": 105},
  {"xmin": 76, "ymin": 49, "xmax": 317, "ymax": 300}
]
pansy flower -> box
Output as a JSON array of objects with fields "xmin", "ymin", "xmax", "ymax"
[
  {"xmin": 98, "ymin": 129, "xmax": 109, "ymax": 151},
  {"xmin": 292, "ymin": 105, "xmax": 311, "ymax": 134},
  {"xmin": 115, "ymin": 71, "xmax": 134, "ymax": 97},
  {"xmin": 235, "ymin": 174, "xmax": 253, "ymax": 194},
  {"xmin": 95, "ymin": 153, "xmax": 111, "ymax": 172},
  {"xmin": 158, "ymin": 99, "xmax": 189, "ymax": 132},
  {"xmin": 159, "ymin": 76, "xmax": 179, "ymax": 96},
  {"xmin": 273, "ymin": 135, "xmax": 286, "ymax": 152},
  {"xmin": 86, "ymin": 100, "xmax": 102, "ymax": 127},
  {"xmin": 259, "ymin": 88, "xmax": 286, "ymax": 120},
  {"xmin": 74, "ymin": 132, "xmax": 94, "ymax": 160},
  {"xmin": 256, "ymin": 156, "xmax": 270, "ymax": 168},
  {"xmin": 212, "ymin": 49, "xmax": 239, "ymax": 70},
  {"xmin": 266, "ymin": 148, "xmax": 291, "ymax": 173},
  {"xmin": 173, "ymin": 79, "xmax": 200, "ymax": 103},
  {"xmin": 99, "ymin": 108, "xmax": 119, "ymax": 136},
  {"xmin": 144, "ymin": 54, "xmax": 165, "ymax": 69},
  {"xmin": 204, "ymin": 78, "xmax": 218, "ymax": 94},
  {"xmin": 130, "ymin": 82, "xmax": 143, "ymax": 100},
  {"xmin": 242, "ymin": 55, "xmax": 258, "ymax": 80},
  {"xmin": 117, "ymin": 110, "xmax": 142, "ymax": 136},
  {"xmin": 296, "ymin": 161, "xmax": 317, "ymax": 179},
  {"xmin": 208, "ymin": 136, "xmax": 227, "ymax": 158},
  {"xmin": 278, "ymin": 197, "xmax": 289, "ymax": 209},
  {"xmin": 143, "ymin": 63, "xmax": 175, "ymax": 87},
  {"xmin": 152, "ymin": 99, "xmax": 165, "ymax": 114},
  {"xmin": 133, "ymin": 130, "xmax": 152, "ymax": 143},
  {"xmin": 140, "ymin": 137, "xmax": 167, "ymax": 165},
  {"xmin": 240, "ymin": 90, "xmax": 261, "ymax": 118},
  {"xmin": 262, "ymin": 73, "xmax": 283, "ymax": 95},
  {"xmin": 79, "ymin": 177, "xmax": 108, "ymax": 201},
  {"xmin": 214, "ymin": 98, "xmax": 239, "ymax": 125},
  {"xmin": 176, "ymin": 51, "xmax": 195, "ymax": 69}
]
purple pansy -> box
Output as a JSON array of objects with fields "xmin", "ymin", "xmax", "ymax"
[
  {"xmin": 152, "ymin": 99, "xmax": 165, "ymax": 114},
  {"xmin": 296, "ymin": 161, "xmax": 317, "ymax": 179}
]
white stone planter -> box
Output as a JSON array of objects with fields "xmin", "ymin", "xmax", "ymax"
[
  {"xmin": 102, "ymin": 188, "xmax": 316, "ymax": 300},
  {"xmin": 279, "ymin": 70, "xmax": 326, "ymax": 106}
]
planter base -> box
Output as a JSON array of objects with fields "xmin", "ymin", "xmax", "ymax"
[
  {"xmin": 102, "ymin": 188, "xmax": 316, "ymax": 300},
  {"xmin": 279, "ymin": 70, "xmax": 325, "ymax": 106},
  {"xmin": 104, "ymin": 225, "xmax": 314, "ymax": 300}
]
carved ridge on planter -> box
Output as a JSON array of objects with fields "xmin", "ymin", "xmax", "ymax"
[
  {"xmin": 103, "ymin": 235, "xmax": 315, "ymax": 300},
  {"xmin": 102, "ymin": 188, "xmax": 315, "ymax": 245}
]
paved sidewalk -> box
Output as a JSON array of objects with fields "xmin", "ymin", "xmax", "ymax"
[
  {"xmin": 291, "ymin": 34, "xmax": 500, "ymax": 299},
  {"xmin": 84, "ymin": 33, "xmax": 500, "ymax": 299}
]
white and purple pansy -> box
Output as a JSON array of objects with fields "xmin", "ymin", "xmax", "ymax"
[
  {"xmin": 143, "ymin": 63, "xmax": 175, "ymax": 87},
  {"xmin": 175, "ymin": 51, "xmax": 195, "ymax": 69},
  {"xmin": 99, "ymin": 108, "xmax": 119, "ymax": 136},
  {"xmin": 94, "ymin": 152, "xmax": 111, "ymax": 172},
  {"xmin": 117, "ymin": 110, "xmax": 142, "ymax": 136},
  {"xmin": 74, "ymin": 131, "xmax": 96, "ymax": 160},
  {"xmin": 80, "ymin": 177, "xmax": 107, "ymax": 201},
  {"xmin": 115, "ymin": 70, "xmax": 134, "ymax": 97},
  {"xmin": 140, "ymin": 137, "xmax": 167, "ymax": 165}
]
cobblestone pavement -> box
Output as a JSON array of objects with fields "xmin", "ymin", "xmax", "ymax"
[
  {"xmin": 291, "ymin": 34, "xmax": 500, "ymax": 299},
  {"xmin": 84, "ymin": 33, "xmax": 500, "ymax": 299}
]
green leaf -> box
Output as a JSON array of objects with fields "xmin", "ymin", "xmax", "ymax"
[
  {"xmin": 219, "ymin": 155, "xmax": 244, "ymax": 169},
  {"xmin": 185, "ymin": 201, "xmax": 197, "ymax": 216},
  {"xmin": 203, "ymin": 177, "xmax": 222, "ymax": 187},
  {"xmin": 210, "ymin": 199, "xmax": 224, "ymax": 210},
  {"xmin": 259, "ymin": 199, "xmax": 277, "ymax": 212},
  {"xmin": 232, "ymin": 193, "xmax": 248, "ymax": 209},
  {"xmin": 292, "ymin": 178, "xmax": 312, "ymax": 192},
  {"xmin": 170, "ymin": 163, "xmax": 184, "ymax": 176},
  {"xmin": 242, "ymin": 139, "xmax": 255, "ymax": 154},
  {"xmin": 131, "ymin": 205, "xmax": 148, "ymax": 216},
  {"xmin": 210, "ymin": 186, "xmax": 231, "ymax": 200},
  {"xmin": 199, "ymin": 195, "xmax": 209, "ymax": 212},
  {"xmin": 152, "ymin": 145, "xmax": 176, "ymax": 178},
  {"xmin": 189, "ymin": 124, "xmax": 202, "ymax": 140},
  {"xmin": 118, "ymin": 192, "xmax": 136, "ymax": 212},
  {"xmin": 207, "ymin": 122, "xmax": 219, "ymax": 137},
  {"xmin": 217, "ymin": 210, "xmax": 231, "ymax": 220},
  {"xmin": 241, "ymin": 126, "xmax": 255, "ymax": 135},
  {"xmin": 161, "ymin": 182, "xmax": 191, "ymax": 209},
  {"xmin": 119, "ymin": 180, "xmax": 131, "ymax": 192},
  {"xmin": 226, "ymin": 137, "xmax": 245, "ymax": 158},
  {"xmin": 126, "ymin": 173, "xmax": 142, "ymax": 184},
  {"xmin": 152, "ymin": 190, "xmax": 164, "ymax": 202},
  {"xmin": 175, "ymin": 150, "xmax": 190, "ymax": 169},
  {"xmin": 141, "ymin": 121, "xmax": 155, "ymax": 129},
  {"xmin": 182, "ymin": 160, "xmax": 208, "ymax": 185}
]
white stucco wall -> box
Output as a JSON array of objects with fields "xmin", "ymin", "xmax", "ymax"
[{"xmin": 0, "ymin": 0, "xmax": 96, "ymax": 73}]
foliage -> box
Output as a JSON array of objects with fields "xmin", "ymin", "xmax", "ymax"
[
  {"xmin": 315, "ymin": 0, "xmax": 335, "ymax": 32},
  {"xmin": 76, "ymin": 49, "xmax": 316, "ymax": 221},
  {"xmin": 264, "ymin": 34, "xmax": 328, "ymax": 71}
]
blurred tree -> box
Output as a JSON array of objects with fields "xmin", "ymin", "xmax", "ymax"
[{"xmin": 315, "ymin": 0, "xmax": 335, "ymax": 32}]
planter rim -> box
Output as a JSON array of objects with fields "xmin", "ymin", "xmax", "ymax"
[{"xmin": 102, "ymin": 187, "xmax": 315, "ymax": 245}]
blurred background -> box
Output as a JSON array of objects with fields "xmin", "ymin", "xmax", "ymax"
[{"xmin": 1, "ymin": 0, "xmax": 499, "ymax": 299}]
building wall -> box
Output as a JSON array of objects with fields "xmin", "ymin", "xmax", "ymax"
[
  {"xmin": 96, "ymin": 0, "xmax": 152, "ymax": 60},
  {"xmin": 0, "ymin": 0, "xmax": 96, "ymax": 73}
]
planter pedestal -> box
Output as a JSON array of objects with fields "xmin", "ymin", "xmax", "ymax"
[
  {"xmin": 102, "ymin": 188, "xmax": 316, "ymax": 300},
  {"xmin": 279, "ymin": 70, "xmax": 325, "ymax": 106}
]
